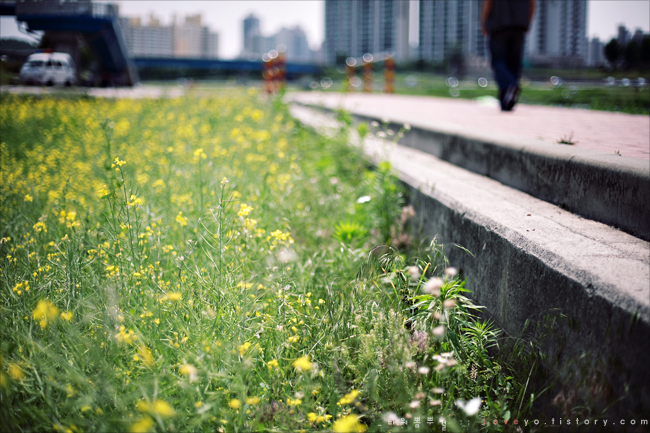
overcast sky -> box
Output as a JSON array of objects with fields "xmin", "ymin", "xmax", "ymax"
[{"xmin": 2, "ymin": 1, "xmax": 649, "ymax": 58}]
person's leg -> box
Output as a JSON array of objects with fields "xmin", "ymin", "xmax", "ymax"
[
  {"xmin": 489, "ymin": 31, "xmax": 517, "ymax": 109},
  {"xmin": 500, "ymin": 29, "xmax": 526, "ymax": 110},
  {"xmin": 505, "ymin": 30, "xmax": 526, "ymax": 83}
]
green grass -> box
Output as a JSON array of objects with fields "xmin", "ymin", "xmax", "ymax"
[
  {"xmin": 312, "ymin": 71, "xmax": 650, "ymax": 115},
  {"xmin": 397, "ymin": 80, "xmax": 650, "ymax": 114},
  {"xmin": 0, "ymin": 89, "xmax": 553, "ymax": 432}
]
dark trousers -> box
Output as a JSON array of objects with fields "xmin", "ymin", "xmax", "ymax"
[{"xmin": 489, "ymin": 29, "xmax": 526, "ymax": 95}]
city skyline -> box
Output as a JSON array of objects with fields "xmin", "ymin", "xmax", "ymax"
[{"xmin": 1, "ymin": 0, "xmax": 648, "ymax": 59}]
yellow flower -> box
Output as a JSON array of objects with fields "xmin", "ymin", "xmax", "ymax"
[
  {"xmin": 287, "ymin": 335, "xmax": 300, "ymax": 343},
  {"xmin": 127, "ymin": 195, "xmax": 145, "ymax": 207},
  {"xmin": 333, "ymin": 415, "xmax": 367, "ymax": 433},
  {"xmin": 308, "ymin": 412, "xmax": 318, "ymax": 423},
  {"xmin": 221, "ymin": 177, "xmax": 229, "ymax": 185},
  {"xmin": 159, "ymin": 292, "xmax": 182, "ymax": 302},
  {"xmin": 267, "ymin": 359, "xmax": 279, "ymax": 369},
  {"xmin": 115, "ymin": 326, "xmax": 138, "ymax": 344},
  {"xmin": 292, "ymin": 356, "xmax": 312, "ymax": 372},
  {"xmin": 12, "ymin": 282, "xmax": 24, "ymax": 295},
  {"xmin": 286, "ymin": 398, "xmax": 302, "ymax": 406},
  {"xmin": 195, "ymin": 401, "xmax": 203, "ymax": 408},
  {"xmin": 136, "ymin": 401, "xmax": 150, "ymax": 412},
  {"xmin": 245, "ymin": 396, "xmax": 260, "ymax": 405},
  {"xmin": 153, "ymin": 400, "xmax": 175, "ymax": 418},
  {"xmin": 138, "ymin": 345, "xmax": 154, "ymax": 366},
  {"xmin": 229, "ymin": 399, "xmax": 241, "ymax": 409},
  {"xmin": 193, "ymin": 148, "xmax": 207, "ymax": 160},
  {"xmin": 244, "ymin": 218, "xmax": 257, "ymax": 231},
  {"xmin": 179, "ymin": 364, "xmax": 198, "ymax": 382},
  {"xmin": 175, "ymin": 211, "xmax": 188, "ymax": 227},
  {"xmin": 24, "ymin": 194, "xmax": 33, "ymax": 202},
  {"xmin": 33, "ymin": 221, "xmax": 47, "ymax": 233},
  {"xmin": 339, "ymin": 389, "xmax": 360, "ymax": 405},
  {"xmin": 32, "ymin": 300, "xmax": 59, "ymax": 328},
  {"xmin": 237, "ymin": 203, "xmax": 253, "ymax": 217},
  {"xmin": 60, "ymin": 311, "xmax": 73, "ymax": 321},
  {"xmin": 8, "ymin": 363, "xmax": 24, "ymax": 380},
  {"xmin": 237, "ymin": 341, "xmax": 251, "ymax": 356},
  {"xmin": 97, "ymin": 185, "xmax": 109, "ymax": 197},
  {"xmin": 129, "ymin": 417, "xmax": 154, "ymax": 433}
]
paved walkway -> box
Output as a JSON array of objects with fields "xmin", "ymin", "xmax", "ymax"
[
  {"xmin": 0, "ymin": 84, "xmax": 187, "ymax": 99},
  {"xmin": 288, "ymin": 92, "xmax": 650, "ymax": 160}
]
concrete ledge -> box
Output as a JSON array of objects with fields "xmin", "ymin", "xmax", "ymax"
[
  {"xmin": 289, "ymin": 104, "xmax": 650, "ymax": 417},
  {"xmin": 288, "ymin": 96, "xmax": 650, "ymax": 242}
]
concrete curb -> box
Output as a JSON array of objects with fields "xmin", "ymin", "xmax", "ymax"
[
  {"xmin": 288, "ymin": 97, "xmax": 650, "ymax": 242},
  {"xmin": 289, "ymin": 103, "xmax": 650, "ymax": 417}
]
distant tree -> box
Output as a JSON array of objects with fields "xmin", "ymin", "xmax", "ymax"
[
  {"xmin": 335, "ymin": 53, "xmax": 348, "ymax": 66},
  {"xmin": 0, "ymin": 38, "xmax": 36, "ymax": 51},
  {"xmin": 641, "ymin": 36, "xmax": 650, "ymax": 67},
  {"xmin": 38, "ymin": 33, "xmax": 54, "ymax": 50},
  {"xmin": 624, "ymin": 41, "xmax": 641, "ymax": 69},
  {"xmin": 445, "ymin": 45, "xmax": 466, "ymax": 77},
  {"xmin": 604, "ymin": 38, "xmax": 621, "ymax": 68}
]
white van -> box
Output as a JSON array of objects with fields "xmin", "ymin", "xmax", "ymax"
[{"xmin": 19, "ymin": 52, "xmax": 77, "ymax": 86}]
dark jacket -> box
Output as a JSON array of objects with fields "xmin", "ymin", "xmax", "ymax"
[{"xmin": 485, "ymin": 0, "xmax": 531, "ymax": 34}]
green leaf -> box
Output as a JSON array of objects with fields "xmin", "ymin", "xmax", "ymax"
[{"xmin": 454, "ymin": 243, "xmax": 474, "ymax": 257}]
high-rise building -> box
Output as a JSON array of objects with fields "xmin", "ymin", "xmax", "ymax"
[
  {"xmin": 418, "ymin": 0, "xmax": 485, "ymax": 62},
  {"xmin": 586, "ymin": 37, "xmax": 604, "ymax": 67},
  {"xmin": 240, "ymin": 16, "xmax": 317, "ymax": 63},
  {"xmin": 416, "ymin": 0, "xmax": 587, "ymax": 67},
  {"xmin": 324, "ymin": 0, "xmax": 410, "ymax": 64},
  {"xmin": 242, "ymin": 13, "xmax": 261, "ymax": 57},
  {"xmin": 173, "ymin": 14, "xmax": 203, "ymax": 58},
  {"xmin": 617, "ymin": 25, "xmax": 631, "ymax": 46},
  {"xmin": 526, "ymin": 0, "xmax": 588, "ymax": 64},
  {"xmin": 119, "ymin": 15, "xmax": 174, "ymax": 57},
  {"xmin": 119, "ymin": 13, "xmax": 219, "ymax": 58},
  {"xmin": 275, "ymin": 26, "xmax": 312, "ymax": 63},
  {"xmin": 632, "ymin": 28, "xmax": 645, "ymax": 44},
  {"xmin": 202, "ymin": 27, "xmax": 219, "ymax": 59}
]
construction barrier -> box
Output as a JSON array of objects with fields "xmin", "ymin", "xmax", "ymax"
[
  {"xmin": 362, "ymin": 58, "xmax": 373, "ymax": 93},
  {"xmin": 262, "ymin": 55, "xmax": 273, "ymax": 94},
  {"xmin": 384, "ymin": 56, "xmax": 395, "ymax": 94},
  {"xmin": 265, "ymin": 50, "xmax": 394, "ymax": 94},
  {"xmin": 261, "ymin": 49, "xmax": 287, "ymax": 95},
  {"xmin": 343, "ymin": 53, "xmax": 396, "ymax": 94},
  {"xmin": 276, "ymin": 51, "xmax": 286, "ymax": 92},
  {"xmin": 345, "ymin": 57, "xmax": 357, "ymax": 92}
]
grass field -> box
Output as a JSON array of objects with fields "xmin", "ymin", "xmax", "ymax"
[
  {"xmin": 313, "ymin": 72, "xmax": 650, "ymax": 115},
  {"xmin": 0, "ymin": 89, "xmax": 552, "ymax": 432},
  {"xmin": 393, "ymin": 74, "xmax": 650, "ymax": 114}
]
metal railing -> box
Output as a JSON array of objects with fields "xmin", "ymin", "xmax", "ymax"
[{"xmin": 15, "ymin": 0, "xmax": 116, "ymax": 17}]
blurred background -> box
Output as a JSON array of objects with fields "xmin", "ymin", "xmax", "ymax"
[{"xmin": 0, "ymin": 0, "xmax": 648, "ymax": 111}]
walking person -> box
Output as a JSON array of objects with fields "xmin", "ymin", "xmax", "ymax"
[{"xmin": 481, "ymin": 0, "xmax": 536, "ymax": 111}]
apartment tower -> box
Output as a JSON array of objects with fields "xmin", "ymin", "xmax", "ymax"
[{"xmin": 324, "ymin": 0, "xmax": 410, "ymax": 64}]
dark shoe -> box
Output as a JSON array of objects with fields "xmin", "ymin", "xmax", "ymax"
[{"xmin": 501, "ymin": 84, "xmax": 520, "ymax": 111}]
